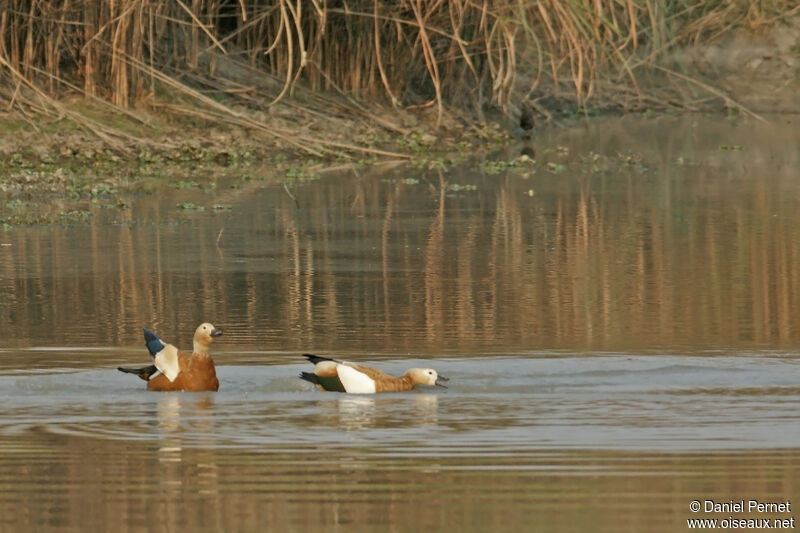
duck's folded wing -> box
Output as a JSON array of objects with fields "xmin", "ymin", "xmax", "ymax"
[
  {"xmin": 347, "ymin": 363, "xmax": 395, "ymax": 382},
  {"xmin": 153, "ymin": 343, "xmax": 181, "ymax": 382}
]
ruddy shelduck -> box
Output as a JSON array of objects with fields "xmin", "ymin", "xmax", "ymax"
[
  {"xmin": 118, "ymin": 323, "xmax": 223, "ymax": 391},
  {"xmin": 300, "ymin": 354, "xmax": 449, "ymax": 393}
]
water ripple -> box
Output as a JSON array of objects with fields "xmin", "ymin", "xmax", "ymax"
[{"xmin": 0, "ymin": 354, "xmax": 798, "ymax": 452}]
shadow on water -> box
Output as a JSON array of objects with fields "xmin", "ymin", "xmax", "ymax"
[{"xmin": 1, "ymin": 115, "xmax": 800, "ymax": 531}]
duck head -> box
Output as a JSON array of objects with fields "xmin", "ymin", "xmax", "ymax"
[
  {"xmin": 193, "ymin": 322, "xmax": 223, "ymax": 353},
  {"xmin": 407, "ymin": 368, "xmax": 449, "ymax": 388}
]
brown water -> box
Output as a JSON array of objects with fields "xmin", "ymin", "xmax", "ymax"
[{"xmin": 1, "ymin": 115, "xmax": 799, "ymax": 531}]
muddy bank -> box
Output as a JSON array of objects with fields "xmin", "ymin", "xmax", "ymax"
[
  {"xmin": 666, "ymin": 12, "xmax": 800, "ymax": 114},
  {"xmin": 2, "ymin": 11, "xmax": 799, "ymax": 228},
  {"xmin": 0, "ymin": 104, "xmax": 517, "ymax": 228}
]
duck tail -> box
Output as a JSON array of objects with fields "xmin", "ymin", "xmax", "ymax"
[
  {"xmin": 299, "ymin": 371, "xmax": 320, "ymax": 385},
  {"xmin": 118, "ymin": 364, "xmax": 158, "ymax": 381},
  {"xmin": 303, "ymin": 354, "xmax": 334, "ymax": 365}
]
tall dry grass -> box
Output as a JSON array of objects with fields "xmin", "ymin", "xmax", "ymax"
[{"xmin": 0, "ymin": 1, "xmax": 789, "ymax": 150}]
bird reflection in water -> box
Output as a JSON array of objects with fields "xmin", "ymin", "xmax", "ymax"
[
  {"xmin": 335, "ymin": 394, "xmax": 440, "ymax": 431},
  {"xmin": 156, "ymin": 394, "xmax": 220, "ymax": 497}
]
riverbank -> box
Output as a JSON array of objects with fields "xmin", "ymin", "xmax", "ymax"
[
  {"xmin": 1, "ymin": 3, "xmax": 799, "ymax": 228},
  {"xmin": 0, "ymin": 94, "xmax": 520, "ymax": 228}
]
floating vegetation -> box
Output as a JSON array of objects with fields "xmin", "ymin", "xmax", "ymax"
[
  {"xmin": 285, "ymin": 167, "xmax": 318, "ymax": 183},
  {"xmin": 97, "ymin": 201, "xmax": 129, "ymax": 210},
  {"xmin": 169, "ymin": 181, "xmax": 203, "ymax": 190},
  {"xmin": 1, "ymin": 208, "xmax": 92, "ymax": 228},
  {"xmin": 447, "ymin": 183, "xmax": 478, "ymax": 192},
  {"xmin": 480, "ymin": 155, "xmax": 536, "ymax": 176},
  {"xmin": 397, "ymin": 131, "xmax": 437, "ymax": 153},
  {"xmin": 58, "ymin": 210, "xmax": 93, "ymax": 221},
  {"xmin": 176, "ymin": 203, "xmax": 205, "ymax": 211},
  {"xmin": 88, "ymin": 184, "xmax": 117, "ymax": 198}
]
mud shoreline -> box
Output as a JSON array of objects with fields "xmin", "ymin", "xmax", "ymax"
[{"xmin": 2, "ymin": 14, "xmax": 798, "ymax": 228}]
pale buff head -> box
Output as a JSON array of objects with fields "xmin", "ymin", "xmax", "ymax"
[
  {"xmin": 406, "ymin": 368, "xmax": 449, "ymax": 388},
  {"xmin": 193, "ymin": 322, "xmax": 223, "ymax": 352}
]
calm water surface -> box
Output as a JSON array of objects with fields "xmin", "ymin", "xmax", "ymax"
[{"xmin": 1, "ymin": 115, "xmax": 800, "ymax": 532}]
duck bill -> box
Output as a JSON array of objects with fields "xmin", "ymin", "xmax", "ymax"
[
  {"xmin": 435, "ymin": 376, "xmax": 449, "ymax": 388},
  {"xmin": 210, "ymin": 329, "xmax": 223, "ymax": 337}
]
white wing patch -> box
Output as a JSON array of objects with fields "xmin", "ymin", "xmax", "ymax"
[
  {"xmin": 336, "ymin": 364, "xmax": 376, "ymax": 394},
  {"xmin": 154, "ymin": 344, "xmax": 180, "ymax": 382}
]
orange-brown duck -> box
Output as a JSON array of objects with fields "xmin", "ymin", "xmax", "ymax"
[
  {"xmin": 300, "ymin": 354, "xmax": 448, "ymax": 393},
  {"xmin": 118, "ymin": 323, "xmax": 223, "ymax": 391}
]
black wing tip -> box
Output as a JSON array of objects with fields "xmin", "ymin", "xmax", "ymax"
[
  {"xmin": 299, "ymin": 371, "xmax": 320, "ymax": 384},
  {"xmin": 118, "ymin": 365, "xmax": 158, "ymax": 381},
  {"xmin": 303, "ymin": 354, "xmax": 333, "ymax": 365}
]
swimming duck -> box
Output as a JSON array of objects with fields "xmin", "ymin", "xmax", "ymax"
[
  {"xmin": 118, "ymin": 323, "xmax": 223, "ymax": 391},
  {"xmin": 300, "ymin": 354, "xmax": 448, "ymax": 393}
]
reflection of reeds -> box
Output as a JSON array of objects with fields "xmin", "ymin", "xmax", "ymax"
[
  {"xmin": 2, "ymin": 426, "xmax": 797, "ymax": 531},
  {"xmin": 0, "ymin": 0, "xmax": 779, "ymax": 139},
  {"xmin": 4, "ymin": 126, "xmax": 800, "ymax": 351},
  {"xmin": 424, "ymin": 174, "xmax": 446, "ymax": 343}
]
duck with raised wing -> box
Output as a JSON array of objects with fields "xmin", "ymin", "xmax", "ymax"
[
  {"xmin": 300, "ymin": 354, "xmax": 448, "ymax": 393},
  {"xmin": 118, "ymin": 323, "xmax": 223, "ymax": 391}
]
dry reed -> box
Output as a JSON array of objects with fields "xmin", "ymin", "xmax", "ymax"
[{"xmin": 0, "ymin": 1, "xmax": 787, "ymax": 152}]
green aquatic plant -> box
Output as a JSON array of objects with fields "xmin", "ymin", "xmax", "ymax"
[
  {"xmin": 58, "ymin": 209, "xmax": 93, "ymax": 221},
  {"xmin": 1, "ymin": 207, "xmax": 93, "ymax": 227},
  {"xmin": 447, "ymin": 183, "xmax": 478, "ymax": 192},
  {"xmin": 397, "ymin": 131, "xmax": 436, "ymax": 153},
  {"xmin": 170, "ymin": 180, "xmax": 202, "ymax": 190},
  {"xmin": 5, "ymin": 199, "xmax": 25, "ymax": 210},
  {"xmin": 137, "ymin": 151, "xmax": 163, "ymax": 165},
  {"xmin": 88, "ymin": 184, "xmax": 117, "ymax": 197},
  {"xmin": 578, "ymin": 151, "xmax": 606, "ymax": 173},
  {"xmin": 479, "ymin": 155, "xmax": 535, "ymax": 176},
  {"xmin": 176, "ymin": 202, "xmax": 205, "ymax": 211},
  {"xmin": 97, "ymin": 201, "xmax": 129, "ymax": 210},
  {"xmin": 285, "ymin": 167, "xmax": 318, "ymax": 183}
]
